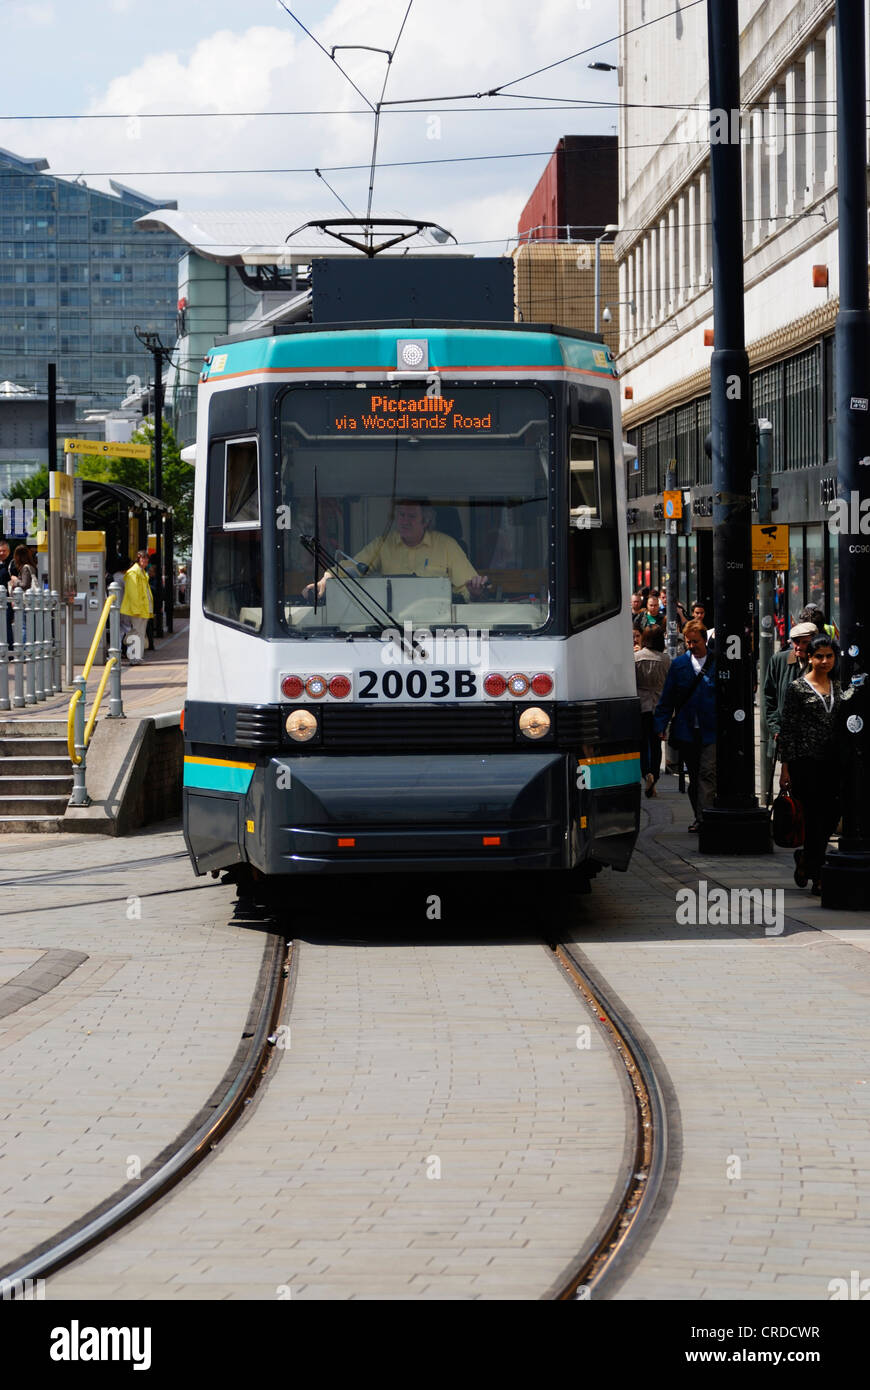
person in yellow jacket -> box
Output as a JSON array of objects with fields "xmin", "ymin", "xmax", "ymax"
[{"xmin": 120, "ymin": 550, "xmax": 154, "ymax": 664}]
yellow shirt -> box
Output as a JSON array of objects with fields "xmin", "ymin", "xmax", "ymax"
[
  {"xmin": 348, "ymin": 529, "xmax": 479, "ymax": 597},
  {"xmin": 121, "ymin": 563, "xmax": 154, "ymax": 618}
]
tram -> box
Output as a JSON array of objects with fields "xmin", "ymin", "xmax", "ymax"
[{"xmin": 182, "ymin": 294, "xmax": 641, "ymax": 887}]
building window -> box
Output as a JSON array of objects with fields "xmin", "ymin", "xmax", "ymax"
[
  {"xmin": 675, "ymin": 402, "xmax": 696, "ymax": 486},
  {"xmin": 696, "ymin": 396, "xmax": 712, "ymax": 484},
  {"xmin": 658, "ymin": 411, "xmax": 676, "ymax": 486},
  {"xmin": 626, "ymin": 426, "xmax": 642, "ymax": 498},
  {"xmin": 751, "ymin": 364, "xmax": 784, "ymax": 471},
  {"xmin": 641, "ymin": 420, "xmax": 658, "ymax": 493},
  {"xmin": 824, "ymin": 334, "xmax": 835, "ymax": 461},
  {"xmin": 788, "ymin": 525, "xmax": 805, "ymax": 626},
  {"xmin": 784, "ymin": 346, "xmax": 821, "ymax": 469}
]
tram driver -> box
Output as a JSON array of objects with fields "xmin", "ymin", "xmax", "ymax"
[{"xmin": 303, "ymin": 500, "xmax": 490, "ymax": 601}]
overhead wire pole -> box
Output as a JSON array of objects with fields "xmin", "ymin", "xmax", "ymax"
[
  {"xmin": 821, "ymin": 0, "xmax": 870, "ymax": 908},
  {"xmin": 699, "ymin": 0, "xmax": 770, "ymax": 854},
  {"xmin": 134, "ymin": 326, "xmax": 173, "ymax": 640}
]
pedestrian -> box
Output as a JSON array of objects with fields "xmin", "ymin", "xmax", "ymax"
[
  {"xmin": 177, "ymin": 566, "xmax": 188, "ymax": 605},
  {"xmin": 654, "ymin": 619, "xmax": 716, "ymax": 831},
  {"xmin": 763, "ymin": 620, "xmax": 816, "ymax": 762},
  {"xmin": 634, "ymin": 590, "xmax": 666, "ymax": 637},
  {"xmin": 120, "ymin": 549, "xmax": 153, "ymax": 665},
  {"xmin": 778, "ymin": 634, "xmax": 842, "ymax": 895},
  {"xmin": 0, "ymin": 538, "xmax": 12, "ymax": 648},
  {"xmin": 632, "ymin": 624, "xmax": 643, "ymax": 651},
  {"xmin": 7, "ymin": 545, "xmax": 35, "ymax": 593},
  {"xmin": 630, "ymin": 591, "xmax": 644, "ymax": 622},
  {"xmin": 146, "ymin": 561, "xmax": 157, "ymax": 651},
  {"xmin": 797, "ymin": 601, "xmax": 840, "ymax": 648},
  {"xmin": 635, "ymin": 626, "xmax": 671, "ymax": 797}
]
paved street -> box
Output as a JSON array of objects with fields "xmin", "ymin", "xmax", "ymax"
[
  {"xmin": 1, "ymin": 768, "xmax": 869, "ymax": 1300},
  {"xmin": 0, "ymin": 825, "xmax": 265, "ymax": 1264}
]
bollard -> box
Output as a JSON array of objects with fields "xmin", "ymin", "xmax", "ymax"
[
  {"xmin": 50, "ymin": 591, "xmax": 60, "ymax": 694},
  {"xmin": 11, "ymin": 586, "xmax": 24, "ymax": 709},
  {"xmin": 69, "ymin": 674, "xmax": 89, "ymax": 807},
  {"xmin": 23, "ymin": 589, "xmax": 36, "ymax": 705},
  {"xmin": 107, "ymin": 581, "xmax": 124, "ymax": 718},
  {"xmin": 0, "ymin": 585, "xmax": 8, "ymax": 712},
  {"xmin": 35, "ymin": 588, "xmax": 45, "ymax": 702}
]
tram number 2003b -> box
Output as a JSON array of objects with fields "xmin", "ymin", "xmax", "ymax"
[{"xmin": 357, "ymin": 668, "xmax": 478, "ymax": 700}]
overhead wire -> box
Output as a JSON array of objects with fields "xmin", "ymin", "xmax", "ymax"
[{"xmin": 13, "ymin": 121, "xmax": 861, "ymax": 179}]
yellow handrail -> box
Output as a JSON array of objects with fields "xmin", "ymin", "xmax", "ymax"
[
  {"xmin": 82, "ymin": 592, "xmax": 117, "ymax": 679},
  {"xmin": 83, "ymin": 657, "xmax": 116, "ymax": 747},
  {"xmin": 67, "ymin": 589, "xmax": 119, "ymax": 766},
  {"xmin": 68, "ymin": 688, "xmax": 83, "ymax": 764}
]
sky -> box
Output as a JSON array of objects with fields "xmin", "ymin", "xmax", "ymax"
[{"xmin": 0, "ymin": 0, "xmax": 621, "ymax": 249}]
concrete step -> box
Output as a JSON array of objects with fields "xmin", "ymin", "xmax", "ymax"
[
  {"xmin": 0, "ymin": 795, "xmax": 70, "ymax": 815},
  {"xmin": 0, "ymin": 737, "xmax": 69, "ymax": 757},
  {"xmin": 0, "ymin": 757, "xmax": 71, "ymax": 776},
  {"xmin": 0, "ymin": 776, "xmax": 72, "ymax": 795},
  {"xmin": 0, "ymin": 815, "xmax": 64, "ymax": 833},
  {"xmin": 0, "ymin": 720, "xmax": 68, "ymax": 737}
]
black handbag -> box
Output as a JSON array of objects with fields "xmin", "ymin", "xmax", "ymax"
[{"xmin": 771, "ymin": 786, "xmax": 805, "ymax": 849}]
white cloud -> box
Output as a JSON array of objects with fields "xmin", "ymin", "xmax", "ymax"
[
  {"xmin": 25, "ymin": 1, "xmax": 619, "ymax": 242},
  {"xmin": 13, "ymin": 1, "xmax": 55, "ymax": 25}
]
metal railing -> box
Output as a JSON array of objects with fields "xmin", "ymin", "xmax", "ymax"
[
  {"xmin": 68, "ymin": 581, "xmax": 125, "ymax": 808},
  {"xmin": 0, "ymin": 586, "xmax": 62, "ymax": 711}
]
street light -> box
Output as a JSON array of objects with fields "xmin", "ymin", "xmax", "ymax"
[
  {"xmin": 594, "ymin": 224, "xmax": 619, "ymax": 334},
  {"xmin": 588, "ymin": 61, "xmax": 617, "ymax": 71}
]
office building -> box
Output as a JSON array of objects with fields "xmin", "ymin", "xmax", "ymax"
[
  {"xmin": 0, "ymin": 147, "xmax": 182, "ymax": 414},
  {"xmin": 616, "ymin": 0, "xmax": 844, "ymax": 626}
]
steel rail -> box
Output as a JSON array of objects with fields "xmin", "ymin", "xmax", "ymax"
[
  {"xmin": 547, "ymin": 941, "xmax": 667, "ymax": 1300},
  {"xmin": 0, "ymin": 933, "xmax": 289, "ymax": 1291}
]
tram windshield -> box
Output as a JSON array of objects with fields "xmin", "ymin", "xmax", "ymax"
[{"xmin": 278, "ymin": 387, "xmax": 551, "ymax": 635}]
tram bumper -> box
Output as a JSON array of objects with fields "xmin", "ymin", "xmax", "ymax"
[{"xmin": 184, "ymin": 751, "xmax": 638, "ymax": 875}]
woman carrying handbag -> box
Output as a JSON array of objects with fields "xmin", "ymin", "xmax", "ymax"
[{"xmin": 778, "ymin": 633, "xmax": 842, "ymax": 895}]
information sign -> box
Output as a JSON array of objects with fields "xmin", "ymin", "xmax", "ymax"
[
  {"xmin": 64, "ymin": 437, "xmax": 151, "ymax": 459},
  {"xmin": 752, "ymin": 523, "xmax": 789, "ymax": 570}
]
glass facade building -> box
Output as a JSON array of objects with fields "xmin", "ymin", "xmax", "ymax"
[{"xmin": 0, "ymin": 148, "xmax": 182, "ymax": 409}]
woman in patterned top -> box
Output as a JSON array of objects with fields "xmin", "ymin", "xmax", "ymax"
[{"xmin": 778, "ymin": 634, "xmax": 841, "ymax": 894}]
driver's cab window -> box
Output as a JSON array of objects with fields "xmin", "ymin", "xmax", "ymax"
[
  {"xmin": 204, "ymin": 436, "xmax": 263, "ymax": 631},
  {"xmin": 569, "ymin": 432, "xmax": 620, "ymax": 629}
]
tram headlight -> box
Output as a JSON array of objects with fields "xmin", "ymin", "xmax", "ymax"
[
  {"xmin": 518, "ymin": 707, "xmax": 551, "ymax": 740},
  {"xmin": 285, "ymin": 709, "xmax": 318, "ymax": 742}
]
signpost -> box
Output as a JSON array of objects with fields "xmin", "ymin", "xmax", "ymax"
[{"xmin": 53, "ymin": 439, "xmax": 151, "ymax": 684}]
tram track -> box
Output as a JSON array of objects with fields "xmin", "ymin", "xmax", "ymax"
[
  {"xmin": 15, "ymin": 888, "xmax": 671, "ymax": 1302},
  {"xmin": 0, "ymin": 929, "xmax": 289, "ymax": 1292},
  {"xmin": 545, "ymin": 940, "xmax": 668, "ymax": 1300}
]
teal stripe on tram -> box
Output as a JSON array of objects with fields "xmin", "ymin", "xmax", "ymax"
[
  {"xmin": 183, "ymin": 760, "xmax": 255, "ymax": 794},
  {"xmin": 579, "ymin": 755, "xmax": 642, "ymax": 790},
  {"xmin": 203, "ymin": 327, "xmax": 617, "ymax": 380}
]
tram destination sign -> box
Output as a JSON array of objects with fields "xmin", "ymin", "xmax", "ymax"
[
  {"xmin": 752, "ymin": 523, "xmax": 789, "ymax": 570},
  {"xmin": 331, "ymin": 393, "xmax": 495, "ymax": 434}
]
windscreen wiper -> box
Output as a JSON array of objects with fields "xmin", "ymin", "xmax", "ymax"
[{"xmin": 299, "ymin": 535, "xmax": 423, "ymax": 658}]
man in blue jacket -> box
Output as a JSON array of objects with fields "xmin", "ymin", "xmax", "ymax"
[{"xmin": 654, "ymin": 620, "xmax": 716, "ymax": 831}]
